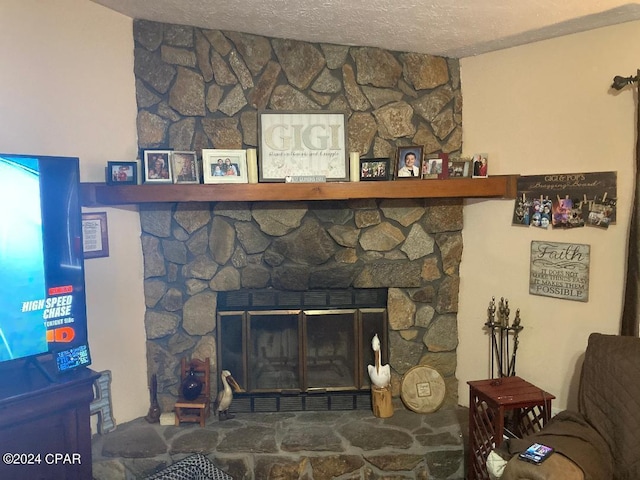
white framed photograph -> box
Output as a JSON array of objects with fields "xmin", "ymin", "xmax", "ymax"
[
  {"xmin": 202, "ymin": 149, "xmax": 248, "ymax": 184},
  {"xmin": 171, "ymin": 151, "xmax": 200, "ymax": 184},
  {"xmin": 143, "ymin": 150, "xmax": 173, "ymax": 183},
  {"xmin": 472, "ymin": 153, "xmax": 489, "ymax": 178}
]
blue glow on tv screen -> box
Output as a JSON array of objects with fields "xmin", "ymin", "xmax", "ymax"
[{"xmin": 0, "ymin": 154, "xmax": 91, "ymax": 373}]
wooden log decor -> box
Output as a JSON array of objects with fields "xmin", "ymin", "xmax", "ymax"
[{"xmin": 371, "ymin": 385, "xmax": 394, "ymax": 418}]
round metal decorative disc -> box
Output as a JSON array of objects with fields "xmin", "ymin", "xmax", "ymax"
[{"xmin": 400, "ymin": 365, "xmax": 446, "ymax": 413}]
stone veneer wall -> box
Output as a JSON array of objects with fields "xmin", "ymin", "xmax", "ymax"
[
  {"xmin": 142, "ymin": 199, "xmax": 462, "ymax": 411},
  {"xmin": 132, "ymin": 20, "xmax": 464, "ymax": 411},
  {"xmin": 134, "ymin": 20, "xmax": 461, "ymax": 162}
]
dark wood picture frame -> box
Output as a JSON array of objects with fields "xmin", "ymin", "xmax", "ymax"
[
  {"xmin": 106, "ymin": 161, "xmax": 137, "ymax": 185},
  {"xmin": 360, "ymin": 158, "xmax": 390, "ymax": 181},
  {"xmin": 82, "ymin": 212, "xmax": 109, "ymax": 259},
  {"xmin": 395, "ymin": 146, "xmax": 424, "ymax": 179}
]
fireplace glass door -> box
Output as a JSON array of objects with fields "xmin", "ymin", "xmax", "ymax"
[
  {"xmin": 249, "ymin": 312, "xmax": 300, "ymax": 391},
  {"xmin": 218, "ymin": 306, "xmax": 387, "ymax": 395},
  {"xmin": 305, "ymin": 310, "xmax": 355, "ymax": 390}
]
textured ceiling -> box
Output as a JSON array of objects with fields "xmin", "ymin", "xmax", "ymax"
[{"xmin": 90, "ymin": 0, "xmax": 640, "ymax": 57}]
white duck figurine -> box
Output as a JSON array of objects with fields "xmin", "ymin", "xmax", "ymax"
[
  {"xmin": 216, "ymin": 370, "xmax": 242, "ymax": 421},
  {"xmin": 367, "ymin": 334, "xmax": 391, "ymax": 388}
]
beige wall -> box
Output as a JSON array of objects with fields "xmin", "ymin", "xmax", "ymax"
[
  {"xmin": 2, "ymin": 0, "xmax": 637, "ymax": 423},
  {"xmin": 0, "ymin": 0, "xmax": 148, "ymax": 423},
  {"xmin": 458, "ymin": 21, "xmax": 639, "ymax": 411}
]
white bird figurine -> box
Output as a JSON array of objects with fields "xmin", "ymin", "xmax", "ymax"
[
  {"xmin": 367, "ymin": 334, "xmax": 391, "ymax": 388},
  {"xmin": 216, "ymin": 370, "xmax": 242, "ymax": 421}
]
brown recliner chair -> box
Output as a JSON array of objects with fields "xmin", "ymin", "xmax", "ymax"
[{"xmin": 499, "ymin": 333, "xmax": 640, "ymax": 480}]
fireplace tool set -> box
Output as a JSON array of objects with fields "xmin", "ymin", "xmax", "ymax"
[{"xmin": 484, "ymin": 296, "xmax": 523, "ymax": 379}]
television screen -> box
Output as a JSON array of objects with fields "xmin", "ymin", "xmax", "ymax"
[{"xmin": 0, "ymin": 153, "xmax": 91, "ymax": 374}]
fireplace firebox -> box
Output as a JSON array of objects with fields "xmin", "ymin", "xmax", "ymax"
[{"xmin": 217, "ymin": 289, "xmax": 388, "ymax": 412}]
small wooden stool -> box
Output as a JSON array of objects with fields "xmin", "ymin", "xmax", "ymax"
[{"xmin": 174, "ymin": 357, "xmax": 211, "ymax": 427}]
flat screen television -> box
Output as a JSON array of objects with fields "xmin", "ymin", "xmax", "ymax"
[{"xmin": 0, "ymin": 153, "xmax": 91, "ymax": 377}]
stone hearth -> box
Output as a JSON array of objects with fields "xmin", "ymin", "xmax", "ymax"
[{"xmin": 92, "ymin": 405, "xmax": 467, "ymax": 480}]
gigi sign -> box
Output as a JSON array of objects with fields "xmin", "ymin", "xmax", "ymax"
[
  {"xmin": 259, "ymin": 112, "xmax": 348, "ymax": 181},
  {"xmin": 263, "ymin": 123, "xmax": 343, "ymax": 151}
]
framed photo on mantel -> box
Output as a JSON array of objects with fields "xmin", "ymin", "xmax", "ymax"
[
  {"xmin": 448, "ymin": 157, "xmax": 472, "ymax": 178},
  {"xmin": 202, "ymin": 149, "xmax": 248, "ymax": 184},
  {"xmin": 258, "ymin": 111, "xmax": 348, "ymax": 182},
  {"xmin": 171, "ymin": 151, "xmax": 199, "ymax": 184},
  {"xmin": 144, "ymin": 150, "xmax": 173, "ymax": 183},
  {"xmin": 395, "ymin": 145, "xmax": 423, "ymax": 179},
  {"xmin": 106, "ymin": 161, "xmax": 137, "ymax": 185},
  {"xmin": 360, "ymin": 158, "xmax": 390, "ymax": 181},
  {"xmin": 472, "ymin": 153, "xmax": 489, "ymax": 178},
  {"xmin": 422, "ymin": 153, "xmax": 449, "ymax": 180}
]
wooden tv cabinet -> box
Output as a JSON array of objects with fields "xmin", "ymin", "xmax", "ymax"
[{"xmin": 0, "ymin": 363, "xmax": 99, "ymax": 480}]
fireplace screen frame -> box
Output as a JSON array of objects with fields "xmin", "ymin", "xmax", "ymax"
[
  {"xmin": 216, "ymin": 289, "xmax": 388, "ymax": 397},
  {"xmin": 217, "ymin": 307, "xmax": 388, "ymax": 395}
]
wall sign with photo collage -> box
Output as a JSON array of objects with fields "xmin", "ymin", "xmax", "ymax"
[{"xmin": 512, "ymin": 171, "xmax": 617, "ymax": 229}]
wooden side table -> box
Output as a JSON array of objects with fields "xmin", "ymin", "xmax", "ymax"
[{"xmin": 467, "ymin": 376, "xmax": 555, "ymax": 480}]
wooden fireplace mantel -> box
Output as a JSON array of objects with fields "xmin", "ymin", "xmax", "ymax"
[{"xmin": 80, "ymin": 175, "xmax": 518, "ymax": 206}]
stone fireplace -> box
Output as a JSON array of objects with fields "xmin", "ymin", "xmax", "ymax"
[
  {"xmin": 133, "ymin": 20, "xmax": 464, "ymax": 413},
  {"xmin": 142, "ymin": 198, "xmax": 462, "ymax": 413}
]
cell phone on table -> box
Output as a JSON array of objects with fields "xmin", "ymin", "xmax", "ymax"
[{"xmin": 518, "ymin": 442, "xmax": 554, "ymax": 465}]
